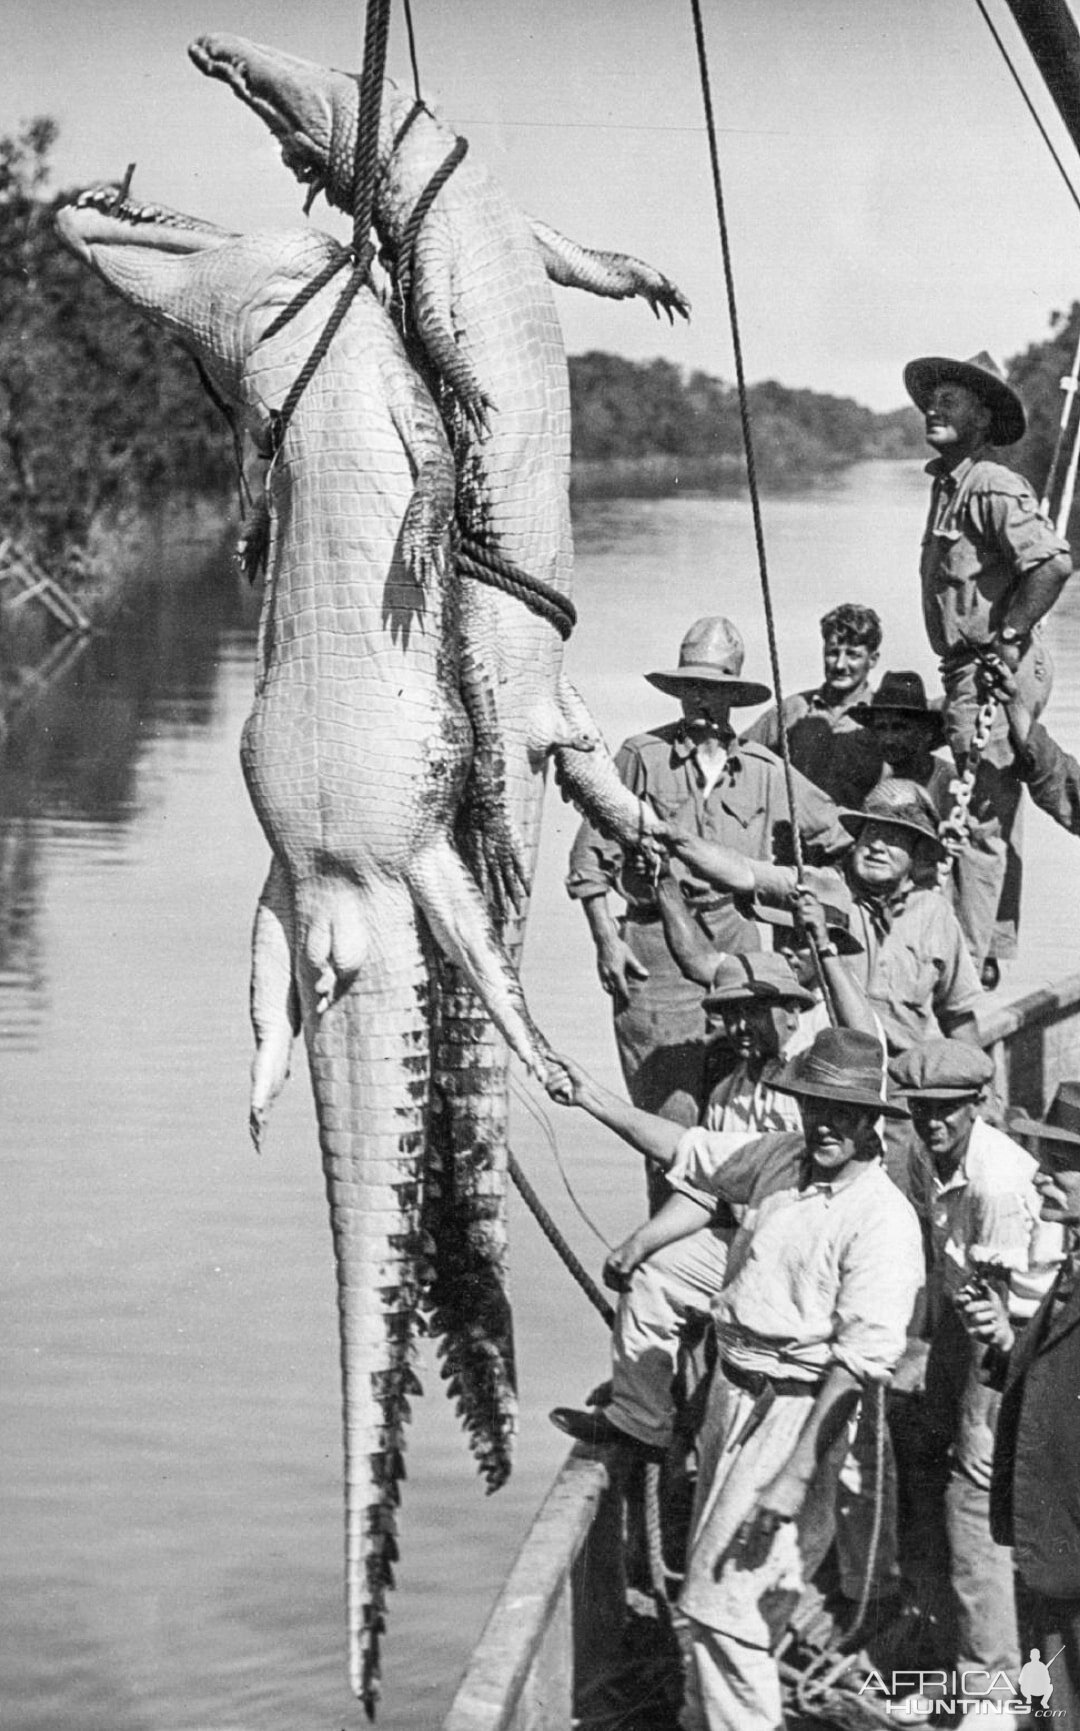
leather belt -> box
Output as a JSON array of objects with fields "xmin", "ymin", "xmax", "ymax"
[{"xmin": 722, "ymin": 1359, "xmax": 822, "ymax": 1400}]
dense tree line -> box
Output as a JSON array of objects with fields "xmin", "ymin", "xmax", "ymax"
[
  {"xmin": 0, "ymin": 120, "xmax": 232, "ymax": 570},
  {"xmin": 6, "ymin": 119, "xmax": 1079, "ymax": 569},
  {"xmin": 568, "ymin": 353, "xmax": 925, "ymax": 488},
  {"xmin": 1009, "ymin": 302, "xmax": 1080, "ymax": 531}
]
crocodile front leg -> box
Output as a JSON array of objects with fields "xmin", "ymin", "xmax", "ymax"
[
  {"xmin": 408, "ymin": 216, "xmax": 494, "ymax": 436},
  {"xmin": 549, "ymin": 673, "xmax": 666, "ymax": 854},
  {"xmin": 528, "ymin": 218, "xmax": 691, "ymax": 323}
]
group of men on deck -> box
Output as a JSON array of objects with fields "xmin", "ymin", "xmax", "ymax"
[{"xmin": 541, "ymin": 352, "xmax": 1080, "ymax": 1730}]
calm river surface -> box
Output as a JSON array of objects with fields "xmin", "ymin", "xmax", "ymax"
[{"xmin": 4, "ymin": 462, "xmax": 1080, "ymax": 1730}]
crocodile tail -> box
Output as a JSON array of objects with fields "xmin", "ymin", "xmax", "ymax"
[
  {"xmin": 300, "ymin": 880, "xmax": 432, "ymax": 1714},
  {"xmin": 424, "ymin": 956, "xmax": 516, "ymax": 1490}
]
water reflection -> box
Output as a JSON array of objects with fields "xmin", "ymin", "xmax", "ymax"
[{"xmin": 0, "ymin": 533, "xmax": 258, "ymax": 1047}]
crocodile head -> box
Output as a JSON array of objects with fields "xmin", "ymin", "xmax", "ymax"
[
  {"xmin": 56, "ymin": 187, "xmax": 345, "ymax": 413},
  {"xmin": 190, "ymin": 33, "xmax": 374, "ymax": 217}
]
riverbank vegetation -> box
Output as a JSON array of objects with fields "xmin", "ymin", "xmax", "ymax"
[
  {"xmin": 569, "ymin": 354, "xmax": 924, "ymax": 495},
  {"xmin": 3, "ymin": 119, "xmax": 1078, "ymax": 589},
  {"xmin": 0, "ymin": 120, "xmax": 232, "ymax": 583}
]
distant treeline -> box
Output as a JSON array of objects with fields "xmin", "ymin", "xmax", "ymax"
[
  {"xmin": 569, "ymin": 352, "xmax": 924, "ymax": 494},
  {"xmin": 3, "ymin": 118, "xmax": 1079, "ymax": 572}
]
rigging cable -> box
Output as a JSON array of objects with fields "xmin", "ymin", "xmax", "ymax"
[
  {"xmin": 401, "ymin": 0, "xmax": 424, "ymax": 106},
  {"xmin": 973, "ymin": 0, "xmax": 1080, "ymax": 222},
  {"xmin": 688, "ymin": 0, "xmax": 835, "ymax": 1018},
  {"xmin": 510, "ymin": 1075, "xmax": 613, "ymax": 1251}
]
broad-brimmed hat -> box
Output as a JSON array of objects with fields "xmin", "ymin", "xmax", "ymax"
[
  {"xmin": 840, "ymin": 779, "xmax": 946, "ymax": 858},
  {"xmin": 849, "ymin": 671, "xmax": 946, "ymax": 747},
  {"xmin": 703, "ymin": 951, "xmax": 816, "ymax": 1011},
  {"xmin": 770, "ymin": 1027, "xmax": 909, "ymax": 1119},
  {"xmin": 744, "ymin": 867, "xmax": 864, "ymax": 957},
  {"xmin": 1008, "ymin": 1082, "xmax": 1080, "ymax": 1163},
  {"xmin": 903, "ymin": 350, "xmax": 1026, "ymax": 447},
  {"xmin": 645, "ymin": 616, "xmax": 772, "ymax": 708},
  {"xmin": 890, "ymin": 1040, "xmax": 994, "ymax": 1101}
]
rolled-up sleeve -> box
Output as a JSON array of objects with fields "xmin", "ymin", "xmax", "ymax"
[
  {"xmin": 832, "ymin": 1200, "xmax": 924, "ymax": 1381},
  {"xmin": 790, "ymin": 763, "xmax": 850, "ymax": 862},
  {"xmin": 670, "ymin": 1127, "xmax": 803, "ymax": 1206},
  {"xmin": 932, "ymin": 904, "xmax": 983, "ymax": 1024},
  {"xmin": 973, "ymin": 477, "xmax": 1070, "ymax": 578},
  {"xmin": 1018, "ymin": 722, "xmax": 1080, "ymax": 836}
]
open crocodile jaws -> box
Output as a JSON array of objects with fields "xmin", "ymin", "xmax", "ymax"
[{"xmin": 55, "ymin": 188, "xmax": 559, "ymax": 1714}]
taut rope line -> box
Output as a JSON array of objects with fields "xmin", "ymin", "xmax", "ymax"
[{"xmin": 688, "ymin": 0, "xmax": 835, "ymax": 1016}]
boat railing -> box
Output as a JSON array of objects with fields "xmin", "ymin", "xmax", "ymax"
[
  {"xmin": 441, "ymin": 1450, "xmax": 618, "ymax": 1731},
  {"xmin": 442, "ymin": 969, "xmax": 1080, "ymax": 1728}
]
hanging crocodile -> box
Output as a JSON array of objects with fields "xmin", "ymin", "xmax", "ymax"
[
  {"xmin": 54, "ymin": 190, "xmax": 659, "ymax": 1714},
  {"xmin": 187, "ymin": 31, "xmax": 683, "ymax": 1580}
]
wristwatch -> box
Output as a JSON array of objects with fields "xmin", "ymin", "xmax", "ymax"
[{"xmin": 997, "ymin": 624, "xmax": 1026, "ymax": 649}]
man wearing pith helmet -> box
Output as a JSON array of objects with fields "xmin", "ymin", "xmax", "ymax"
[
  {"xmin": 905, "ymin": 349, "xmax": 1073, "ymax": 975},
  {"xmin": 890, "ymin": 1039, "xmax": 1063, "ymax": 1727},
  {"xmin": 566, "ymin": 615, "xmax": 848, "ymax": 1207}
]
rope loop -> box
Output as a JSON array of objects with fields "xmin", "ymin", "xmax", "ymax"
[
  {"xmin": 457, "ymin": 531, "xmax": 577, "ymax": 640},
  {"xmin": 394, "ymin": 136, "xmax": 469, "ymax": 311},
  {"xmin": 267, "ymin": 257, "xmax": 371, "ymax": 458}
]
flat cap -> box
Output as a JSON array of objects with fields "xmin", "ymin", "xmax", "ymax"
[{"xmin": 890, "ymin": 1039, "xmax": 994, "ymax": 1099}]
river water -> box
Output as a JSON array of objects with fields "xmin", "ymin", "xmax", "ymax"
[{"xmin": 3, "ymin": 462, "xmax": 1080, "ymax": 1730}]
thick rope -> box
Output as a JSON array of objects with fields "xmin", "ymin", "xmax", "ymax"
[
  {"xmin": 839, "ymin": 1380, "xmax": 887, "ymax": 1647},
  {"xmin": 644, "ymin": 1461, "xmax": 676, "ymax": 1614},
  {"xmin": 508, "ymin": 1151, "xmax": 614, "ymax": 1328},
  {"xmin": 259, "ymin": 252, "xmax": 353, "ymax": 345},
  {"xmin": 266, "ymin": 264, "xmax": 370, "ymax": 457},
  {"xmin": 396, "ymin": 136, "xmax": 470, "ymax": 307},
  {"xmin": 352, "ymin": 0, "xmax": 393, "ymax": 253},
  {"xmin": 457, "ymin": 533, "xmax": 578, "ymax": 640}
]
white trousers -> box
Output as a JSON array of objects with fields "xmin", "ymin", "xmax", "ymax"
[{"xmin": 608, "ymin": 1225, "xmax": 731, "ymax": 1448}]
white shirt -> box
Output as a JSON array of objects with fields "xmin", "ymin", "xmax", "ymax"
[
  {"xmin": 927, "ymin": 1115, "xmax": 1063, "ymax": 1323},
  {"xmin": 670, "ymin": 1128, "xmax": 924, "ymax": 1383}
]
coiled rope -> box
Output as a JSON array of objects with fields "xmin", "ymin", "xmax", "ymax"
[{"xmin": 457, "ymin": 533, "xmax": 578, "ymax": 640}]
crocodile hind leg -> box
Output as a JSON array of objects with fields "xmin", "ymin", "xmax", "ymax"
[
  {"xmin": 424, "ymin": 960, "xmax": 516, "ymax": 1491},
  {"xmin": 406, "ymin": 835, "xmax": 552, "ymax": 1080},
  {"xmin": 249, "ymin": 854, "xmax": 301, "ymax": 1150},
  {"xmin": 528, "ymin": 217, "xmax": 691, "ymax": 322}
]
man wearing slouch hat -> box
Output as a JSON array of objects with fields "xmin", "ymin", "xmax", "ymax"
[
  {"xmin": 566, "ymin": 615, "xmax": 848, "ymax": 1208},
  {"xmin": 543, "ymin": 1028, "xmax": 923, "ymax": 1731},
  {"xmin": 905, "ymin": 349, "xmax": 1072, "ymax": 974}
]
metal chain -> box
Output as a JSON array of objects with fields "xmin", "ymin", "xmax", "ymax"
[{"xmin": 939, "ymin": 654, "xmax": 1001, "ymax": 856}]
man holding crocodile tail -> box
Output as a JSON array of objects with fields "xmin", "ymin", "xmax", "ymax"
[{"xmin": 545, "ymin": 1028, "xmax": 923, "ymax": 1731}]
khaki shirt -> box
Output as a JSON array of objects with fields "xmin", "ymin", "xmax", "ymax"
[
  {"xmin": 742, "ymin": 685, "xmax": 883, "ymax": 808},
  {"xmin": 566, "ymin": 722, "xmax": 849, "ymax": 914},
  {"xmin": 919, "ymin": 448, "xmax": 1069, "ymax": 658},
  {"xmin": 846, "ymin": 882, "xmax": 982, "ymax": 1053}
]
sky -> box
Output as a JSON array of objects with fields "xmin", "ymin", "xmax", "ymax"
[{"xmin": 7, "ymin": 0, "xmax": 1080, "ymax": 409}]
